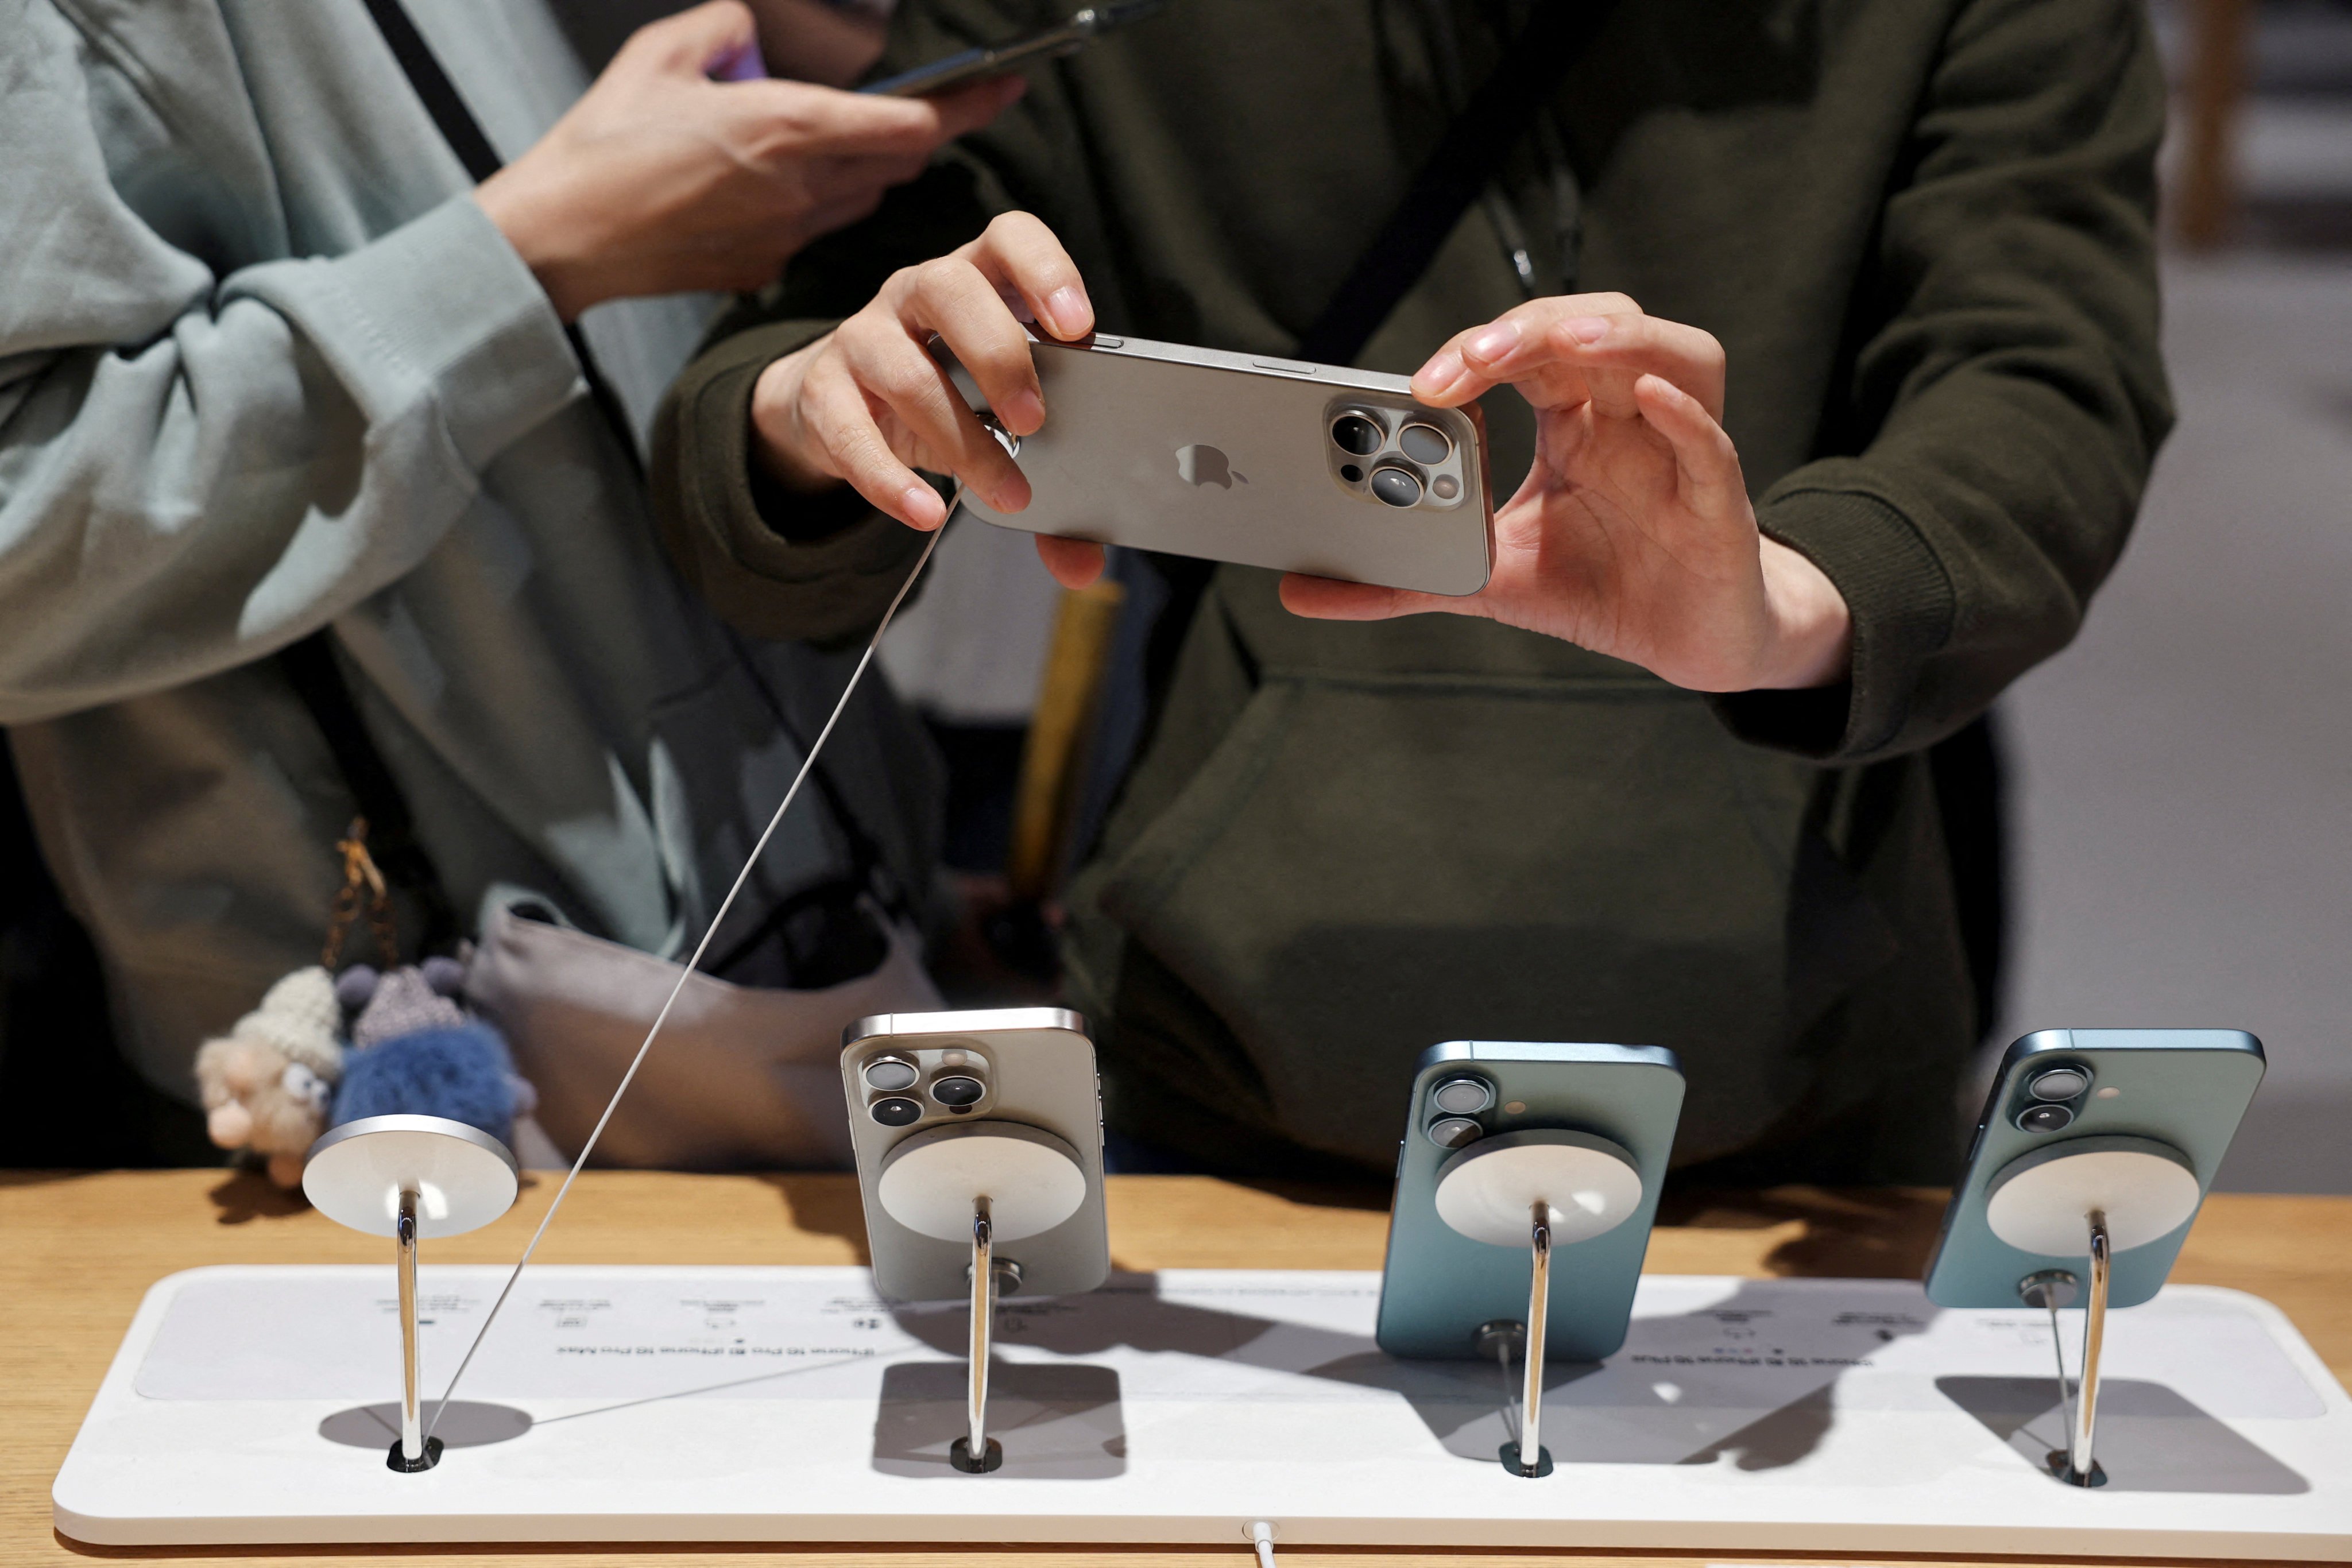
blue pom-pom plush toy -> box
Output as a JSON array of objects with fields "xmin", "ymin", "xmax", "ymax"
[{"xmin": 329, "ymin": 961, "xmax": 531, "ymax": 1144}]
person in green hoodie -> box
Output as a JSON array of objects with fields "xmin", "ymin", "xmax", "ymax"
[{"xmin": 655, "ymin": 0, "xmax": 2172, "ymax": 1184}]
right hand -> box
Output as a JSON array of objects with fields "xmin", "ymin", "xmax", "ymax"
[
  {"xmin": 475, "ymin": 1, "xmax": 1023, "ymax": 320},
  {"xmin": 750, "ymin": 211, "xmax": 1100, "ymax": 561}
]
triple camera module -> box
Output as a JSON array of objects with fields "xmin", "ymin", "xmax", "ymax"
[
  {"xmin": 862, "ymin": 1048, "xmax": 989, "ymax": 1127},
  {"xmin": 1327, "ymin": 402, "xmax": 1471, "ymax": 512},
  {"xmin": 2013, "ymin": 1062, "xmax": 2094, "ymax": 1133}
]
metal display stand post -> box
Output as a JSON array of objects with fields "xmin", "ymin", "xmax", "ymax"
[{"xmin": 300, "ymin": 1115, "xmax": 520, "ymax": 1473}]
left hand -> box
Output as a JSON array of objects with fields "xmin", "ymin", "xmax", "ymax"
[{"xmin": 1279, "ymin": 294, "xmax": 1854, "ymax": 693}]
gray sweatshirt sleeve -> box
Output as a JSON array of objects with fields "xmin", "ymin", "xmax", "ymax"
[{"xmin": 0, "ymin": 5, "xmax": 582, "ymax": 725}]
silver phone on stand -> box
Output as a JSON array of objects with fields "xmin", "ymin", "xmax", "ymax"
[
  {"xmin": 841, "ymin": 1007, "xmax": 1110, "ymax": 1302},
  {"xmin": 953, "ymin": 332, "xmax": 1495, "ymax": 596}
]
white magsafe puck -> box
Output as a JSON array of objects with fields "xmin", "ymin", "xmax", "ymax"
[
  {"xmin": 1984, "ymin": 1135, "xmax": 2202, "ymax": 1256},
  {"xmin": 1432, "ymin": 1129, "xmax": 1645, "ymax": 1248},
  {"xmin": 877, "ymin": 1121, "xmax": 1088, "ymax": 1243},
  {"xmin": 302, "ymin": 1114, "xmax": 519, "ymax": 1239}
]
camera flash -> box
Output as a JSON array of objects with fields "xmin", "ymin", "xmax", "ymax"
[{"xmin": 2096, "ymin": 1086, "xmax": 2121, "ymax": 1098}]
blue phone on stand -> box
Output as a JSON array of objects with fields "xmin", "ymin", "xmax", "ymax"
[
  {"xmin": 1924, "ymin": 1028, "xmax": 2265, "ymax": 1310},
  {"xmin": 1375, "ymin": 1041, "xmax": 1683, "ymax": 1362}
]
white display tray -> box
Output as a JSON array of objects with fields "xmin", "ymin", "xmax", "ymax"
[{"xmin": 52, "ymin": 1265, "xmax": 2352, "ymax": 1557}]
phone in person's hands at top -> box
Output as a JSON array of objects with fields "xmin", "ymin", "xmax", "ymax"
[
  {"xmin": 862, "ymin": 1, "xmax": 1169, "ymax": 96},
  {"xmin": 949, "ymin": 331, "xmax": 1495, "ymax": 597},
  {"xmin": 841, "ymin": 1008, "xmax": 1110, "ymax": 1302},
  {"xmin": 1923, "ymin": 1028, "xmax": 2264, "ymax": 1310},
  {"xmin": 1376, "ymin": 1042, "xmax": 1683, "ymax": 1361}
]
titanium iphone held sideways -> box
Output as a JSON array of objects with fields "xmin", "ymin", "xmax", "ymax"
[
  {"xmin": 1376, "ymin": 1041, "xmax": 1685, "ymax": 1361},
  {"xmin": 1925, "ymin": 1028, "xmax": 2266, "ymax": 1308},
  {"xmin": 841, "ymin": 1007, "xmax": 1110, "ymax": 1302},
  {"xmin": 949, "ymin": 332, "xmax": 1495, "ymax": 596}
]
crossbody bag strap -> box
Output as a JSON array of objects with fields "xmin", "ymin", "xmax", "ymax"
[
  {"xmin": 1130, "ymin": 2, "xmax": 1623, "ymax": 733},
  {"xmin": 278, "ymin": 634, "xmax": 462, "ymax": 953},
  {"xmin": 277, "ymin": 0, "xmax": 640, "ymax": 957},
  {"xmin": 361, "ymin": 0, "xmax": 646, "ymax": 472},
  {"xmin": 1295, "ymin": 0, "xmax": 1622, "ymax": 366},
  {"xmin": 358, "ymin": 0, "xmax": 907, "ymax": 929}
]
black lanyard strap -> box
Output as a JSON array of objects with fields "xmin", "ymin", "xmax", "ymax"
[{"xmin": 1297, "ymin": 1, "xmax": 1620, "ymax": 366}]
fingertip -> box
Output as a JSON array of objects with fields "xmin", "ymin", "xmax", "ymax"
[
  {"xmin": 998, "ymin": 386, "xmax": 1045, "ymax": 436},
  {"xmin": 1278, "ymin": 572, "xmax": 1378, "ymax": 621},
  {"xmin": 1635, "ymin": 372, "xmax": 1688, "ymax": 410},
  {"xmin": 1461, "ymin": 320, "xmax": 1523, "ymax": 368},
  {"xmin": 1042, "ymin": 284, "xmax": 1093, "ymax": 342},
  {"xmin": 901, "ymin": 482, "xmax": 947, "ymax": 529},
  {"xmin": 1411, "ymin": 350, "xmax": 1468, "ymax": 402},
  {"xmin": 1035, "ymin": 535, "xmax": 1104, "ymax": 588},
  {"xmin": 978, "ymin": 460, "xmax": 1035, "ymax": 514},
  {"xmin": 934, "ymin": 71, "xmax": 1027, "ymax": 133}
]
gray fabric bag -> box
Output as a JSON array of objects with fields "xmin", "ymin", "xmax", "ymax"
[{"xmin": 467, "ymin": 896, "xmax": 940, "ymax": 1171}]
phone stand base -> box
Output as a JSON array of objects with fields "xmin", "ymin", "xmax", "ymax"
[
  {"xmin": 1497, "ymin": 1442, "xmax": 1553, "ymax": 1478},
  {"xmin": 54, "ymin": 1267, "xmax": 2352, "ymax": 1558},
  {"xmin": 386, "ymin": 1437, "xmax": 443, "ymax": 1474},
  {"xmin": 2047, "ymin": 1450, "xmax": 2110, "ymax": 1488},
  {"xmin": 949, "ymin": 1437, "xmax": 1004, "ymax": 1473}
]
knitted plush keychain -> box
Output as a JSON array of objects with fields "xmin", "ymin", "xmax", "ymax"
[{"xmin": 195, "ymin": 818, "xmax": 535, "ymax": 1187}]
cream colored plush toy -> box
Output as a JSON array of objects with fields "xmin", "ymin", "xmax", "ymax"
[{"xmin": 194, "ymin": 966, "xmax": 345, "ymax": 1187}]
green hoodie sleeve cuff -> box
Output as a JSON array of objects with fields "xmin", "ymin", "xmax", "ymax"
[
  {"xmin": 651, "ymin": 319, "xmax": 930, "ymax": 645},
  {"xmin": 1711, "ymin": 486, "xmax": 1958, "ymax": 762}
]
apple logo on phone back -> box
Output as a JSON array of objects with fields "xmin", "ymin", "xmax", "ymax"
[{"xmin": 1176, "ymin": 444, "xmax": 1247, "ymax": 489}]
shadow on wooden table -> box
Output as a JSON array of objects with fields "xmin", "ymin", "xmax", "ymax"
[
  {"xmin": 205, "ymin": 1169, "xmax": 310, "ymax": 1225},
  {"xmin": 756, "ymin": 1172, "xmax": 872, "ymax": 1262},
  {"xmin": 1655, "ymin": 1184, "xmax": 1949, "ymax": 1279}
]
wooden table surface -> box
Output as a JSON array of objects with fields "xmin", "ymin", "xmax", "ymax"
[{"xmin": 6, "ymin": 1170, "xmax": 2346, "ymax": 1567}]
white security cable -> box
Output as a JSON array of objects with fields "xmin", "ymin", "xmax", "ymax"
[
  {"xmin": 423, "ymin": 506, "xmax": 950, "ymax": 1441},
  {"xmin": 2045, "ymin": 1298, "xmax": 2076, "ymax": 1443}
]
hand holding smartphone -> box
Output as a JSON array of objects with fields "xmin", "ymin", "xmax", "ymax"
[{"xmin": 751, "ymin": 212, "xmax": 1495, "ymax": 595}]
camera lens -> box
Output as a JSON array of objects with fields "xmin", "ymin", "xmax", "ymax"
[
  {"xmin": 2016, "ymin": 1102, "xmax": 2074, "ymax": 1134},
  {"xmin": 931, "ymin": 1075, "xmax": 985, "ymax": 1108},
  {"xmin": 1331, "ymin": 413, "xmax": 1384, "ymax": 456},
  {"xmin": 1427, "ymin": 1116, "xmax": 1484, "ymax": 1149},
  {"xmin": 870, "ymin": 1096, "xmax": 922, "ymax": 1127},
  {"xmin": 1398, "ymin": 423, "xmax": 1452, "ymax": 464},
  {"xmin": 862, "ymin": 1057, "xmax": 918, "ymax": 1092},
  {"xmin": 1370, "ymin": 466, "xmax": 1422, "ymax": 508},
  {"xmin": 2028, "ymin": 1067, "xmax": 2090, "ymax": 1101},
  {"xmin": 1430, "ymin": 1076, "xmax": 1495, "ymax": 1114}
]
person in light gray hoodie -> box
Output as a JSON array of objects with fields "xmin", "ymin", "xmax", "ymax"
[{"xmin": 0, "ymin": 0, "xmax": 1018, "ymax": 1155}]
